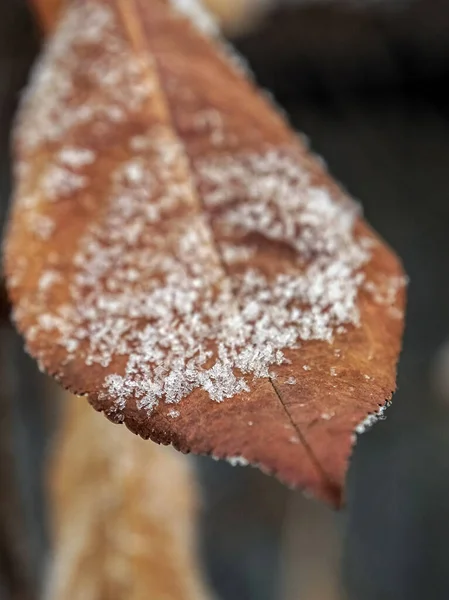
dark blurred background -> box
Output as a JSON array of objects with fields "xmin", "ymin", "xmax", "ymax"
[{"xmin": 2, "ymin": 1, "xmax": 449, "ymax": 599}]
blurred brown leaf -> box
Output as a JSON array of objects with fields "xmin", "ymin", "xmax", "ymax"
[
  {"xmin": 45, "ymin": 393, "xmax": 211, "ymax": 600},
  {"xmin": 202, "ymin": 0, "xmax": 269, "ymax": 33},
  {"xmin": 5, "ymin": 0, "xmax": 405, "ymax": 506},
  {"xmin": 29, "ymin": 0, "xmax": 64, "ymax": 31}
]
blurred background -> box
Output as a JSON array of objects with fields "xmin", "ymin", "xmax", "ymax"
[{"xmin": 2, "ymin": 0, "xmax": 449, "ymax": 599}]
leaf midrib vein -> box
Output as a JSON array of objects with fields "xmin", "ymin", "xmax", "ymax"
[{"xmin": 118, "ymin": 0, "xmax": 336, "ymax": 494}]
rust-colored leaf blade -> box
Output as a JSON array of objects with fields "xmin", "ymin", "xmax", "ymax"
[
  {"xmin": 4, "ymin": 0, "xmax": 406, "ymax": 506},
  {"xmin": 29, "ymin": 0, "xmax": 64, "ymax": 31}
]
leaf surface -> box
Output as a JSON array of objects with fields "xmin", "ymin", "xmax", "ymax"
[
  {"xmin": 30, "ymin": 0, "xmax": 64, "ymax": 31},
  {"xmin": 5, "ymin": 0, "xmax": 406, "ymax": 505}
]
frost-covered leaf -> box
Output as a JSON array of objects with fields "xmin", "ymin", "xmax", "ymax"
[
  {"xmin": 5, "ymin": 0, "xmax": 406, "ymax": 505},
  {"xmin": 45, "ymin": 393, "xmax": 211, "ymax": 600}
]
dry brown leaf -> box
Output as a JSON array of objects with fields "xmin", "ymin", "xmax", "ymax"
[
  {"xmin": 29, "ymin": 0, "xmax": 65, "ymax": 31},
  {"xmin": 5, "ymin": 0, "xmax": 406, "ymax": 506},
  {"xmin": 201, "ymin": 0, "xmax": 268, "ymax": 32},
  {"xmin": 45, "ymin": 392, "xmax": 211, "ymax": 600},
  {"xmin": 29, "ymin": 0, "xmax": 261, "ymax": 33}
]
